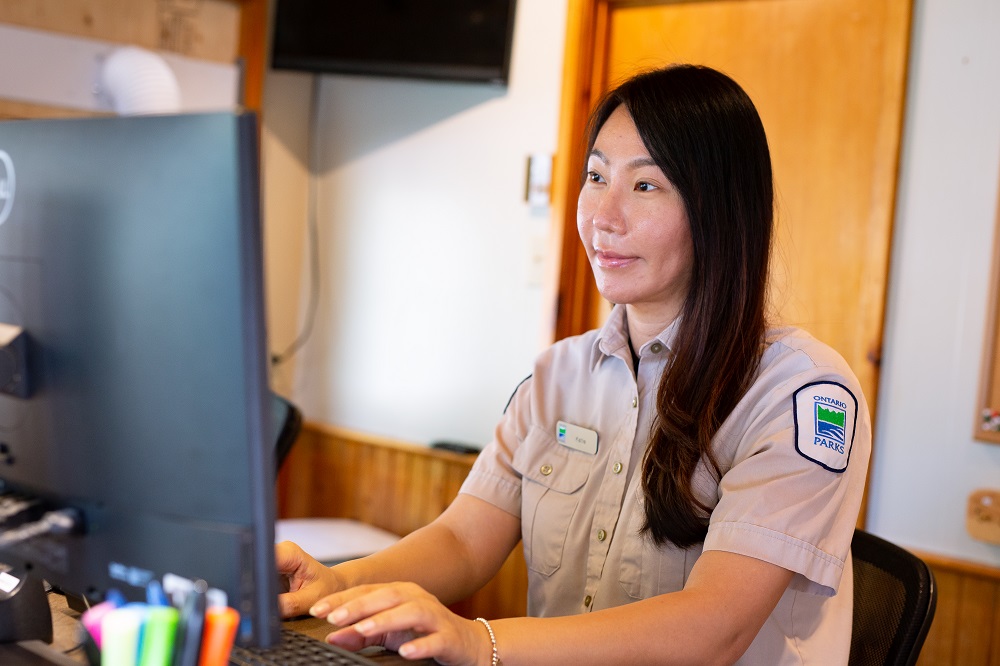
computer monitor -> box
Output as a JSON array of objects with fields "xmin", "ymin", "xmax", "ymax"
[{"xmin": 0, "ymin": 111, "xmax": 280, "ymax": 647}]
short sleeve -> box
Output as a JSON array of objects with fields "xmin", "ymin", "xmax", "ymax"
[
  {"xmin": 458, "ymin": 376, "xmax": 534, "ymax": 517},
  {"xmin": 703, "ymin": 342, "xmax": 872, "ymax": 596}
]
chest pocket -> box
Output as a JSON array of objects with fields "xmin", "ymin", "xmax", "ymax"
[
  {"xmin": 619, "ymin": 493, "xmax": 703, "ymax": 599},
  {"xmin": 512, "ymin": 426, "xmax": 592, "ymax": 576}
]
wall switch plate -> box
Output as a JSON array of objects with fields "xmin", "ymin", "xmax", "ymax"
[
  {"xmin": 524, "ymin": 153, "xmax": 553, "ymax": 208},
  {"xmin": 967, "ymin": 489, "xmax": 1000, "ymax": 545}
]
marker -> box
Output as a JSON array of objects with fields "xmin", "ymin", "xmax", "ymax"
[
  {"xmin": 197, "ymin": 607, "xmax": 240, "ymax": 666},
  {"xmin": 146, "ymin": 580, "xmax": 169, "ymax": 607},
  {"xmin": 171, "ymin": 580, "xmax": 207, "ymax": 666},
  {"xmin": 105, "ymin": 589, "xmax": 127, "ymax": 607},
  {"xmin": 101, "ymin": 606, "xmax": 145, "ymax": 666},
  {"xmin": 138, "ymin": 606, "xmax": 179, "ymax": 666},
  {"xmin": 81, "ymin": 601, "xmax": 118, "ymax": 649}
]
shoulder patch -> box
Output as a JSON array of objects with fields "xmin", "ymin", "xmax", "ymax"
[{"xmin": 792, "ymin": 381, "xmax": 858, "ymax": 473}]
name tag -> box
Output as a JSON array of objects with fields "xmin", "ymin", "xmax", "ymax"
[{"xmin": 556, "ymin": 421, "xmax": 598, "ymax": 455}]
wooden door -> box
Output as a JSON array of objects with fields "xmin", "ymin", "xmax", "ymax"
[{"xmin": 551, "ymin": 0, "xmax": 913, "ymax": 480}]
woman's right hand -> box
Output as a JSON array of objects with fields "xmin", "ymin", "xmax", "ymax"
[{"xmin": 275, "ymin": 540, "xmax": 343, "ymax": 618}]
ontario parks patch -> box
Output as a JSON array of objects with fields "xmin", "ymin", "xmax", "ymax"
[{"xmin": 792, "ymin": 381, "xmax": 858, "ymax": 473}]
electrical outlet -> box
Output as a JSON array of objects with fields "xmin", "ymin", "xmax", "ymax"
[{"xmin": 967, "ymin": 489, "xmax": 1000, "ymax": 545}]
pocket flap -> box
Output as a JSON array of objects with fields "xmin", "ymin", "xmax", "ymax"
[{"xmin": 512, "ymin": 425, "xmax": 592, "ymax": 494}]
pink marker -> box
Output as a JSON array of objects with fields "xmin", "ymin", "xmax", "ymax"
[{"xmin": 80, "ymin": 600, "xmax": 118, "ymax": 649}]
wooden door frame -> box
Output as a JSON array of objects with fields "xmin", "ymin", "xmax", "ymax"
[
  {"xmin": 236, "ymin": 0, "xmax": 270, "ymax": 116},
  {"xmin": 551, "ymin": 0, "xmax": 608, "ymax": 341}
]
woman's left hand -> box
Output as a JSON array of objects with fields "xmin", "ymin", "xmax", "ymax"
[{"xmin": 308, "ymin": 581, "xmax": 493, "ymax": 665}]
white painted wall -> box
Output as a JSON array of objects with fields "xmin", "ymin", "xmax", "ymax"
[
  {"xmin": 866, "ymin": 0, "xmax": 1000, "ymax": 567},
  {"xmin": 261, "ymin": 0, "xmax": 1000, "ymax": 565},
  {"xmin": 260, "ymin": 70, "xmax": 313, "ymax": 377},
  {"xmin": 264, "ymin": 0, "xmax": 568, "ymax": 447}
]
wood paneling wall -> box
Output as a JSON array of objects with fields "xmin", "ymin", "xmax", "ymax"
[
  {"xmin": 917, "ymin": 554, "xmax": 1000, "ymax": 666},
  {"xmin": 277, "ymin": 423, "xmax": 528, "ymax": 621},
  {"xmin": 282, "ymin": 423, "xmax": 1000, "ymax": 662}
]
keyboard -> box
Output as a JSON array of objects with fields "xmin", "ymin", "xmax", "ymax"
[{"xmin": 229, "ymin": 627, "xmax": 380, "ymax": 665}]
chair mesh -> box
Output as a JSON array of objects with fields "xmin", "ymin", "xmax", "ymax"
[{"xmin": 850, "ymin": 558, "xmax": 906, "ymax": 666}]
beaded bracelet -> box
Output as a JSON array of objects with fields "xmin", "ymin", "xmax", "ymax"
[{"xmin": 474, "ymin": 617, "xmax": 499, "ymax": 666}]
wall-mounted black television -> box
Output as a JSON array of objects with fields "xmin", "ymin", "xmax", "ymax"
[{"xmin": 270, "ymin": 0, "xmax": 518, "ymax": 86}]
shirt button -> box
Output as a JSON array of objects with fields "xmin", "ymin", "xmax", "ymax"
[
  {"xmin": 612, "ymin": 461, "xmax": 623, "ymax": 474},
  {"xmin": 650, "ymin": 342, "xmax": 664, "ymax": 354},
  {"xmin": 597, "ymin": 528, "xmax": 607, "ymax": 541},
  {"xmin": 631, "ymin": 396, "xmax": 638, "ymax": 408},
  {"xmin": 540, "ymin": 464, "xmax": 553, "ymax": 476},
  {"xmin": 584, "ymin": 595, "xmax": 592, "ymax": 607}
]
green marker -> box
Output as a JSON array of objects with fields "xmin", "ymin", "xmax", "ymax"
[{"xmin": 138, "ymin": 606, "xmax": 179, "ymax": 666}]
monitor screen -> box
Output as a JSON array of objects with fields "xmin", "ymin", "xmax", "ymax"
[
  {"xmin": 271, "ymin": 0, "xmax": 518, "ymax": 85},
  {"xmin": 0, "ymin": 111, "xmax": 279, "ymax": 647}
]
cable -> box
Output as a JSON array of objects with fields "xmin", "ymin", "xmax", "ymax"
[
  {"xmin": 0, "ymin": 493, "xmax": 41, "ymax": 523},
  {"xmin": 0, "ymin": 508, "xmax": 82, "ymax": 547},
  {"xmin": 271, "ymin": 73, "xmax": 323, "ymax": 368}
]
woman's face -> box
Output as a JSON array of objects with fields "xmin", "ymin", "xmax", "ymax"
[{"xmin": 577, "ymin": 106, "xmax": 694, "ymax": 323}]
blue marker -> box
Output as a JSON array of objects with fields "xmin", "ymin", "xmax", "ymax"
[
  {"xmin": 146, "ymin": 580, "xmax": 169, "ymax": 606},
  {"xmin": 105, "ymin": 588, "xmax": 127, "ymax": 607}
]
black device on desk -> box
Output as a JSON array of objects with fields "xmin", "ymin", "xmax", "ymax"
[{"xmin": 0, "ymin": 111, "xmax": 283, "ymax": 652}]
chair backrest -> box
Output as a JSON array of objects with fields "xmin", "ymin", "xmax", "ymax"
[
  {"xmin": 849, "ymin": 529, "xmax": 937, "ymax": 666},
  {"xmin": 272, "ymin": 392, "xmax": 303, "ymax": 472}
]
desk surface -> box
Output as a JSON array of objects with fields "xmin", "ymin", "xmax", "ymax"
[{"xmin": 0, "ymin": 591, "xmax": 432, "ymax": 665}]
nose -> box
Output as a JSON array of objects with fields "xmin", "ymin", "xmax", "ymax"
[{"xmin": 588, "ymin": 185, "xmax": 626, "ymax": 234}]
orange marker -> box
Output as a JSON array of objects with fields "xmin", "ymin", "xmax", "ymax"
[{"xmin": 196, "ymin": 607, "xmax": 240, "ymax": 666}]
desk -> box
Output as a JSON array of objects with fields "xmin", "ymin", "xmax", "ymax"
[{"xmin": 0, "ymin": 592, "xmax": 433, "ymax": 665}]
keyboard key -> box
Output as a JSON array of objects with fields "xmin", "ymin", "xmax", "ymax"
[{"xmin": 229, "ymin": 627, "xmax": 379, "ymax": 665}]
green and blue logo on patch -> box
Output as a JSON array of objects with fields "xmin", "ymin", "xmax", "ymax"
[
  {"xmin": 813, "ymin": 396, "xmax": 847, "ymax": 454},
  {"xmin": 793, "ymin": 381, "xmax": 858, "ymax": 473},
  {"xmin": 816, "ymin": 402, "xmax": 846, "ymax": 441}
]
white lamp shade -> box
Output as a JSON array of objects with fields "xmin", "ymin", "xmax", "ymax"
[{"xmin": 99, "ymin": 46, "xmax": 181, "ymax": 116}]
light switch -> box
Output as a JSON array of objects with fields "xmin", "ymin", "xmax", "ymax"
[{"xmin": 525, "ymin": 153, "xmax": 553, "ymax": 208}]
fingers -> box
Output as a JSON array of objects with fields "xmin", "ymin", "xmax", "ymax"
[
  {"xmin": 310, "ymin": 582, "xmax": 426, "ymax": 624},
  {"xmin": 274, "ymin": 541, "xmax": 338, "ymax": 619},
  {"xmin": 323, "ymin": 625, "xmax": 377, "ymax": 653},
  {"xmin": 311, "ymin": 583, "xmax": 485, "ymax": 664},
  {"xmin": 327, "ymin": 598, "xmax": 443, "ymax": 657},
  {"xmin": 278, "ymin": 586, "xmax": 316, "ymax": 619},
  {"xmin": 274, "ymin": 540, "xmax": 307, "ymax": 575},
  {"xmin": 394, "ymin": 632, "xmax": 456, "ymax": 662}
]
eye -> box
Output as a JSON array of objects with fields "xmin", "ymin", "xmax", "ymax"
[
  {"xmin": 586, "ymin": 170, "xmax": 605, "ymax": 184},
  {"xmin": 635, "ymin": 181, "xmax": 657, "ymax": 192}
]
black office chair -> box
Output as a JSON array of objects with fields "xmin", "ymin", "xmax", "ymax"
[
  {"xmin": 849, "ymin": 529, "xmax": 937, "ymax": 666},
  {"xmin": 272, "ymin": 392, "xmax": 303, "ymax": 472}
]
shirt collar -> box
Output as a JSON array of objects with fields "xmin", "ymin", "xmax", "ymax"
[{"xmin": 592, "ymin": 304, "xmax": 682, "ymax": 370}]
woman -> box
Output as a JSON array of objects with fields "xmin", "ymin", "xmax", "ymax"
[{"xmin": 277, "ymin": 64, "xmax": 871, "ymax": 665}]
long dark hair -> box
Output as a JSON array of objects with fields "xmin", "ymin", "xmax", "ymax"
[{"xmin": 583, "ymin": 65, "xmax": 774, "ymax": 548}]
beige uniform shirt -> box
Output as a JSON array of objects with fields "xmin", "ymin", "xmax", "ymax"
[{"xmin": 460, "ymin": 305, "xmax": 871, "ymax": 665}]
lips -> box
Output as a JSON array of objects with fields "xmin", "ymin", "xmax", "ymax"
[{"xmin": 593, "ymin": 249, "xmax": 638, "ymax": 269}]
